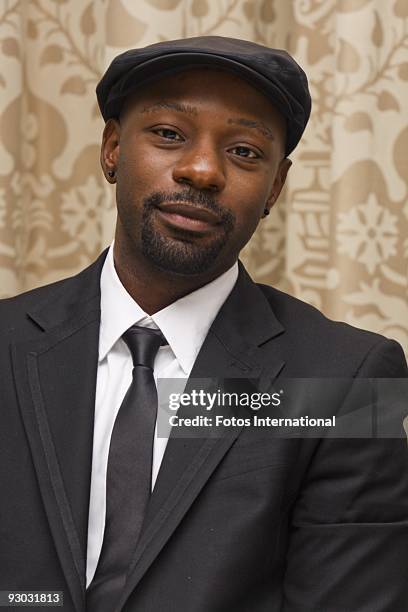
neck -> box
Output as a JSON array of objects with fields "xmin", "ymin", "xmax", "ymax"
[{"xmin": 113, "ymin": 234, "xmax": 234, "ymax": 315}]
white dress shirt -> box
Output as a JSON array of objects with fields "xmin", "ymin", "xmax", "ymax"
[{"xmin": 86, "ymin": 244, "xmax": 238, "ymax": 586}]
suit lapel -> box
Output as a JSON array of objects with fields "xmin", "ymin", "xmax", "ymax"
[
  {"xmin": 10, "ymin": 250, "xmax": 108, "ymax": 612},
  {"xmin": 118, "ymin": 262, "xmax": 286, "ymax": 610}
]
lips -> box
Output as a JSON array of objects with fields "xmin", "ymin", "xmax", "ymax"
[{"xmin": 155, "ymin": 202, "xmax": 221, "ymax": 233}]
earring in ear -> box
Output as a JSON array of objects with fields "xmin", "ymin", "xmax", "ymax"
[
  {"xmin": 263, "ymin": 208, "xmax": 270, "ymax": 216},
  {"xmin": 107, "ymin": 169, "xmax": 116, "ymax": 178}
]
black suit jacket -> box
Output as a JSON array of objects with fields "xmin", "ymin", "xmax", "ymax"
[{"xmin": 1, "ymin": 249, "xmax": 407, "ymax": 612}]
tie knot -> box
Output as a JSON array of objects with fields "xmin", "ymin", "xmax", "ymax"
[{"xmin": 123, "ymin": 325, "xmax": 167, "ymax": 369}]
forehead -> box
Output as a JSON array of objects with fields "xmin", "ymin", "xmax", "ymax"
[{"xmin": 121, "ymin": 67, "xmax": 285, "ymax": 129}]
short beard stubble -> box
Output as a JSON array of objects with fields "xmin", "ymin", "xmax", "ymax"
[{"xmin": 139, "ymin": 190, "xmax": 236, "ymax": 275}]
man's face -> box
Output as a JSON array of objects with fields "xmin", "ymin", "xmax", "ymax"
[{"xmin": 102, "ymin": 67, "xmax": 291, "ymax": 277}]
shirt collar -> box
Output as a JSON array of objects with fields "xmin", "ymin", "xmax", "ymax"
[{"xmin": 99, "ymin": 244, "xmax": 238, "ymax": 374}]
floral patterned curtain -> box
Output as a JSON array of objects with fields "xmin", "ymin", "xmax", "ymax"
[{"xmin": 0, "ymin": 0, "xmax": 407, "ymax": 356}]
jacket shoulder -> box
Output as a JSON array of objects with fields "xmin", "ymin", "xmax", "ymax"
[
  {"xmin": 0, "ymin": 276, "xmax": 73, "ymax": 328},
  {"xmin": 0, "ymin": 249, "xmax": 107, "ymax": 334},
  {"xmin": 257, "ymin": 282, "xmax": 406, "ymax": 376},
  {"xmin": 257, "ymin": 282, "xmax": 377, "ymax": 339}
]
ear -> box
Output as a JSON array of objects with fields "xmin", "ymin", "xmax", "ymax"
[
  {"xmin": 100, "ymin": 119, "xmax": 121, "ymax": 184},
  {"xmin": 263, "ymin": 157, "xmax": 292, "ymax": 217}
]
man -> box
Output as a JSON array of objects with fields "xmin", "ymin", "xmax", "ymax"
[{"xmin": 0, "ymin": 37, "xmax": 407, "ymax": 612}]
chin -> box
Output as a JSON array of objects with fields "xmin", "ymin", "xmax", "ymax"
[{"xmin": 141, "ymin": 231, "xmax": 227, "ymax": 276}]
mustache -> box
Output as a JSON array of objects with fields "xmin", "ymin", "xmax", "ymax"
[{"xmin": 144, "ymin": 190, "xmax": 236, "ymax": 228}]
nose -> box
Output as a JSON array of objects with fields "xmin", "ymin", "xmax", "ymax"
[{"xmin": 172, "ymin": 139, "xmax": 226, "ymax": 192}]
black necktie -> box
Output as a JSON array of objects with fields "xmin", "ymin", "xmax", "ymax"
[{"xmin": 86, "ymin": 325, "xmax": 167, "ymax": 612}]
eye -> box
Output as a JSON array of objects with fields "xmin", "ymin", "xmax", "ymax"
[
  {"xmin": 229, "ymin": 146, "xmax": 260, "ymax": 159},
  {"xmin": 153, "ymin": 128, "xmax": 183, "ymax": 141}
]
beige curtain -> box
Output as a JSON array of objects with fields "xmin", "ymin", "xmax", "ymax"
[{"xmin": 1, "ymin": 0, "xmax": 407, "ymax": 356}]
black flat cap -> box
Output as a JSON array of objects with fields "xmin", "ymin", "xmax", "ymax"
[{"xmin": 96, "ymin": 36, "xmax": 311, "ymax": 156}]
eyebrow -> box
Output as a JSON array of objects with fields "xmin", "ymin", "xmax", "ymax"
[
  {"xmin": 140, "ymin": 101, "xmax": 275, "ymax": 141},
  {"xmin": 140, "ymin": 101, "xmax": 198, "ymax": 115},
  {"xmin": 227, "ymin": 118, "xmax": 275, "ymax": 141}
]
